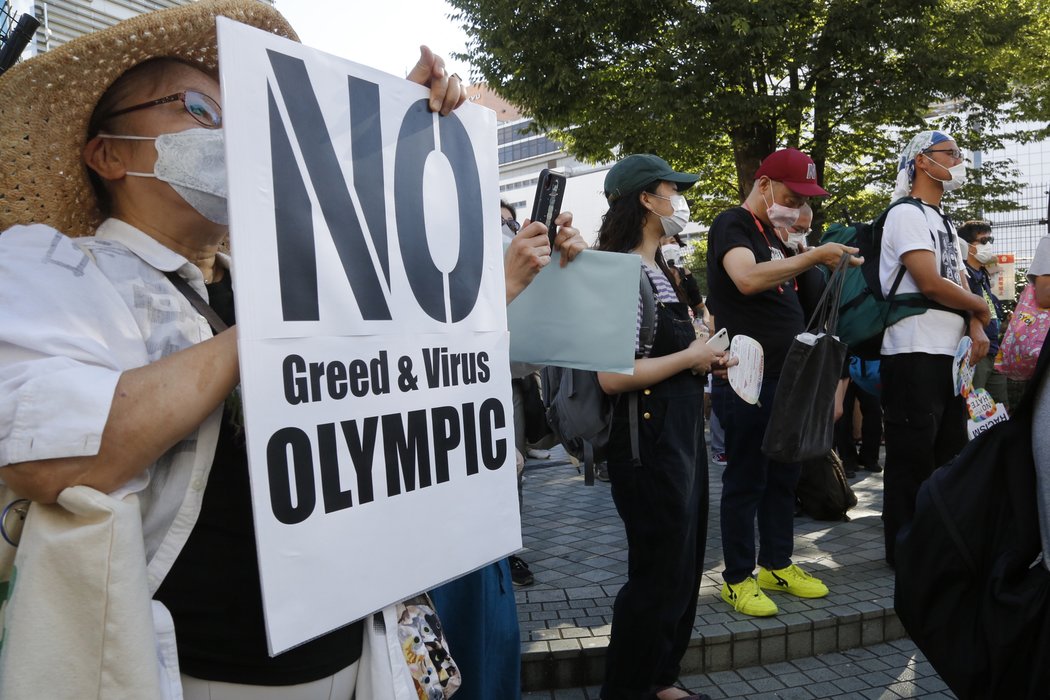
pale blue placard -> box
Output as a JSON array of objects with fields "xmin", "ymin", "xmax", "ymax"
[{"xmin": 507, "ymin": 250, "xmax": 641, "ymax": 374}]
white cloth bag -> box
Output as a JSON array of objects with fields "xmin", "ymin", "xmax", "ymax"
[{"xmin": 0, "ymin": 486, "xmax": 180, "ymax": 699}]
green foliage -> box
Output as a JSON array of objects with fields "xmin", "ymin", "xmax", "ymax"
[
  {"xmin": 451, "ymin": 0, "xmax": 1050, "ymax": 229},
  {"xmin": 682, "ymin": 237, "xmax": 709, "ymax": 297}
]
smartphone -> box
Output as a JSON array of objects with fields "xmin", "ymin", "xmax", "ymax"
[
  {"xmin": 706, "ymin": 327, "xmax": 730, "ymax": 353},
  {"xmin": 530, "ymin": 169, "xmax": 567, "ymax": 246}
]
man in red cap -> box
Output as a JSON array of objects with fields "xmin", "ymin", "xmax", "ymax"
[{"xmin": 707, "ymin": 148, "xmax": 859, "ymax": 616}]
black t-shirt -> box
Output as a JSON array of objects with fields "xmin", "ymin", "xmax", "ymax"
[
  {"xmin": 154, "ymin": 272, "xmax": 362, "ymax": 685},
  {"xmin": 706, "ymin": 206, "xmax": 806, "ymax": 378}
]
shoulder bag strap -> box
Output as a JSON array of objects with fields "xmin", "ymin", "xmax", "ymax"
[{"xmin": 164, "ymin": 270, "xmax": 229, "ymax": 334}]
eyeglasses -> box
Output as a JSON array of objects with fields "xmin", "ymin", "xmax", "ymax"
[
  {"xmin": 501, "ymin": 217, "xmax": 521, "ymax": 233},
  {"xmin": 974, "ymin": 237, "xmax": 995, "ymax": 245},
  {"xmin": 923, "ymin": 147, "xmax": 964, "ymax": 160},
  {"xmin": 105, "ymin": 90, "xmax": 222, "ymax": 129}
]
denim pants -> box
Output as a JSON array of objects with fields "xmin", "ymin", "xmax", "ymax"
[{"xmin": 714, "ymin": 378, "xmax": 802, "ymax": 584}]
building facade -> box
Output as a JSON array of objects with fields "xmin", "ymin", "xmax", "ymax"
[{"xmin": 467, "ymin": 84, "xmax": 716, "ymax": 244}]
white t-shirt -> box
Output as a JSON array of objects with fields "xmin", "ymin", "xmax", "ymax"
[
  {"xmin": 1028, "ymin": 236, "xmax": 1050, "ymax": 283},
  {"xmin": 879, "ymin": 200, "xmax": 967, "ymax": 356}
]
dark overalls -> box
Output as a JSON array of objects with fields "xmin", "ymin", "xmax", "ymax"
[{"xmin": 602, "ymin": 295, "xmax": 708, "ymax": 700}]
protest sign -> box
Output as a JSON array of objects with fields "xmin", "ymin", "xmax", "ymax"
[
  {"xmin": 990, "ymin": 253, "xmax": 1016, "ymax": 302},
  {"xmin": 507, "ymin": 251, "xmax": 640, "ymax": 373},
  {"xmin": 217, "ymin": 19, "xmax": 518, "ymax": 655}
]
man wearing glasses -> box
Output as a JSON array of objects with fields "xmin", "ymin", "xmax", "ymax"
[{"xmin": 879, "ymin": 131, "xmax": 992, "ymax": 568}]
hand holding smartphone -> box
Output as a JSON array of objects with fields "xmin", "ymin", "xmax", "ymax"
[
  {"xmin": 706, "ymin": 327, "xmax": 730, "ymax": 353},
  {"xmin": 530, "ymin": 169, "xmax": 567, "ymax": 247}
]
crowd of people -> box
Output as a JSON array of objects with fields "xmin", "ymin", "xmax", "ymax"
[{"xmin": 0, "ymin": 1, "xmax": 1048, "ymax": 700}]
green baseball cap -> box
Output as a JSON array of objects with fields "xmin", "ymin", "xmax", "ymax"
[{"xmin": 603, "ymin": 154, "xmax": 700, "ymax": 203}]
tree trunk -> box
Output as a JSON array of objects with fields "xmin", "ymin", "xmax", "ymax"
[
  {"xmin": 810, "ymin": 76, "xmax": 833, "ymax": 233},
  {"xmin": 731, "ymin": 123, "xmax": 776, "ymax": 201}
]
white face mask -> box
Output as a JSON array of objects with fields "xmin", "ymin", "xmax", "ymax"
[
  {"xmin": 926, "ymin": 158, "xmax": 967, "ymax": 193},
  {"xmin": 647, "ymin": 192, "xmax": 690, "ymax": 236},
  {"xmin": 973, "ymin": 242, "xmax": 996, "ymax": 265},
  {"xmin": 787, "ymin": 231, "xmax": 808, "ymax": 253},
  {"xmin": 763, "ymin": 183, "xmax": 800, "ymax": 229},
  {"xmin": 99, "ymin": 128, "xmax": 228, "ymax": 225}
]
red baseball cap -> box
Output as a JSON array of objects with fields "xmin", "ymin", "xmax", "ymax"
[{"xmin": 753, "ymin": 148, "xmax": 830, "ymax": 197}]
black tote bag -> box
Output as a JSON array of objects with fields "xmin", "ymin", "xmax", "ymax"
[{"xmin": 761, "ymin": 254, "xmax": 851, "ymax": 463}]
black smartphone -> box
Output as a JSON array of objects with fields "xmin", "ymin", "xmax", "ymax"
[{"xmin": 530, "ymin": 169, "xmax": 567, "ymax": 246}]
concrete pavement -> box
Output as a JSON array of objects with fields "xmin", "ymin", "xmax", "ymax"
[{"xmin": 513, "ymin": 445, "xmax": 953, "ymax": 698}]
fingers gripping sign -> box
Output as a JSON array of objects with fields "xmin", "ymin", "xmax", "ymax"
[{"xmin": 406, "ymin": 45, "xmax": 467, "ymax": 116}]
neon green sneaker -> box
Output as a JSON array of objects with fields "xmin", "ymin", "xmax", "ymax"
[
  {"xmin": 758, "ymin": 564, "xmax": 829, "ymax": 599},
  {"xmin": 721, "ymin": 577, "xmax": 778, "ymax": 617}
]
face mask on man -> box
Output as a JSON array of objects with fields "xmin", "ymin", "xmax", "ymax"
[
  {"xmin": 973, "ymin": 241, "xmax": 996, "ymax": 265},
  {"xmin": 647, "ymin": 192, "xmax": 691, "ymax": 236},
  {"xmin": 925, "ymin": 157, "xmax": 967, "ymax": 193},
  {"xmin": 786, "ymin": 231, "xmax": 808, "ymax": 253},
  {"xmin": 763, "ymin": 181, "xmax": 800, "ymax": 229},
  {"xmin": 99, "ymin": 127, "xmax": 229, "ymax": 225}
]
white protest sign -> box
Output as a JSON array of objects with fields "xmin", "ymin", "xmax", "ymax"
[
  {"xmin": 954, "ymin": 337, "xmax": 1009, "ymax": 439},
  {"xmin": 990, "ymin": 253, "xmax": 1017, "ymax": 302},
  {"xmin": 217, "ymin": 19, "xmax": 519, "ymax": 655},
  {"xmin": 507, "ymin": 251, "xmax": 641, "ymax": 373},
  {"xmin": 952, "ymin": 336, "xmax": 976, "ymax": 397},
  {"xmin": 966, "ymin": 390, "xmax": 1010, "ymax": 439}
]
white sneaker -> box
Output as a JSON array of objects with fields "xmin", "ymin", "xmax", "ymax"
[{"xmin": 526, "ymin": 448, "xmax": 551, "ymax": 459}]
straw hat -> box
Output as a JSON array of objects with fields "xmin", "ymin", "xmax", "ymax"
[{"xmin": 0, "ymin": 0, "xmax": 297, "ymax": 237}]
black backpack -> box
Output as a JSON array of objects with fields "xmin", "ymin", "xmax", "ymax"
[
  {"xmin": 795, "ymin": 450, "xmax": 857, "ymax": 521},
  {"xmin": 821, "ymin": 197, "xmax": 962, "ymax": 359},
  {"xmin": 894, "ymin": 333, "xmax": 1050, "ymax": 699},
  {"xmin": 541, "ymin": 268, "xmax": 656, "ymax": 485}
]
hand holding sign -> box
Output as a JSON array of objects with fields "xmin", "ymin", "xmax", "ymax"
[
  {"xmin": 505, "ymin": 212, "xmax": 584, "ymax": 303},
  {"xmin": 954, "ymin": 336, "xmax": 1010, "ymax": 439},
  {"xmin": 407, "ymin": 45, "xmax": 467, "ymax": 115}
]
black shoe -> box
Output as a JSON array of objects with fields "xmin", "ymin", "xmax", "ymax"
[
  {"xmin": 509, "ymin": 555, "xmax": 535, "ymax": 587},
  {"xmin": 595, "ymin": 462, "xmax": 610, "ymax": 482},
  {"xmin": 860, "ymin": 457, "xmax": 883, "ymax": 473},
  {"xmin": 648, "ymin": 682, "xmax": 712, "ymax": 700},
  {"xmin": 842, "ymin": 461, "xmax": 857, "ymax": 478}
]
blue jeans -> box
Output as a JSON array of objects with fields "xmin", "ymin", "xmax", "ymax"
[
  {"xmin": 713, "ymin": 378, "xmax": 802, "ymax": 584},
  {"xmin": 709, "ymin": 405, "xmax": 726, "ymax": 455},
  {"xmin": 429, "ymin": 561, "xmax": 520, "ymax": 700}
]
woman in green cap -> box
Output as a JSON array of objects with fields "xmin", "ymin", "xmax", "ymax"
[{"xmin": 594, "ymin": 154, "xmax": 728, "ymax": 700}]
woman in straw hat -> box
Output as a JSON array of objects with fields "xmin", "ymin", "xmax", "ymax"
[{"xmin": 0, "ymin": 1, "xmax": 465, "ymax": 697}]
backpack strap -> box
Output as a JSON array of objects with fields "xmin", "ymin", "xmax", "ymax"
[
  {"xmin": 628, "ymin": 392, "xmax": 642, "ymax": 466},
  {"xmin": 582, "ymin": 441, "xmax": 596, "ymax": 486},
  {"xmin": 638, "ymin": 266, "xmax": 658, "ymax": 356},
  {"xmin": 878, "ymin": 197, "xmax": 966, "ymax": 319},
  {"xmin": 630, "ymin": 267, "xmax": 659, "ymax": 468}
]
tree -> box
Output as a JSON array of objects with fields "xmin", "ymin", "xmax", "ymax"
[
  {"xmin": 682, "ymin": 237, "xmax": 709, "ymax": 296},
  {"xmin": 450, "ymin": 0, "xmax": 1050, "ymax": 227}
]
